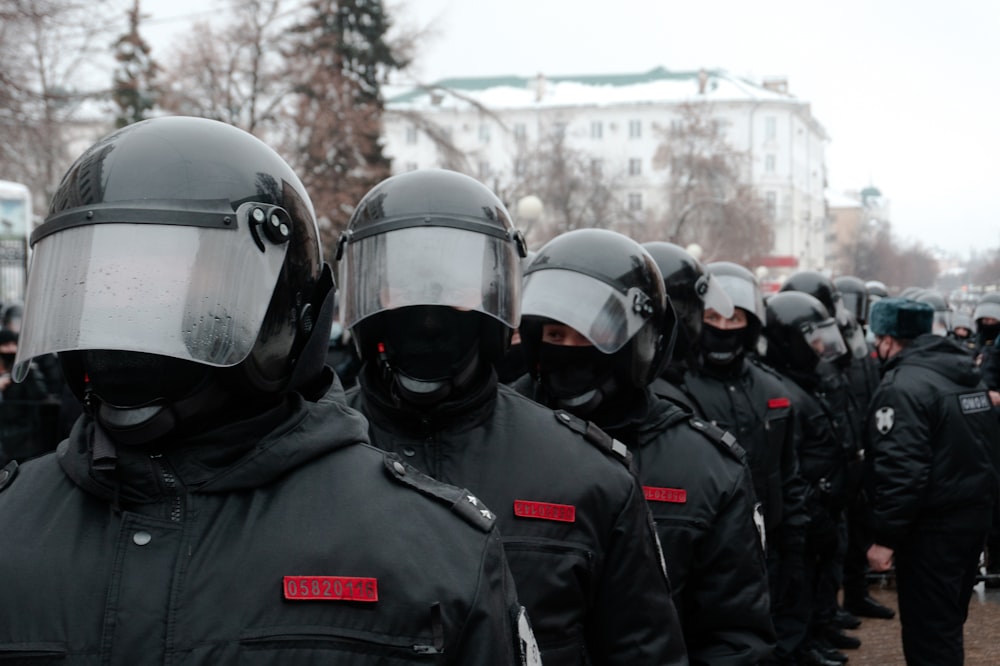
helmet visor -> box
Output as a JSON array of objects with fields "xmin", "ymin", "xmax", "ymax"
[
  {"xmin": 339, "ymin": 226, "xmax": 521, "ymax": 329},
  {"xmin": 801, "ymin": 318, "xmax": 848, "ymax": 362},
  {"xmin": 521, "ymin": 269, "xmax": 653, "ymax": 354},
  {"xmin": 696, "ymin": 273, "xmax": 734, "ymax": 319},
  {"xmin": 14, "ymin": 222, "xmax": 287, "ymax": 382},
  {"xmin": 713, "ymin": 273, "xmax": 763, "ymax": 322},
  {"xmin": 974, "ymin": 301, "xmax": 1000, "ymax": 323}
]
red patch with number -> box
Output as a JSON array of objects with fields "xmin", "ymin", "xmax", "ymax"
[
  {"xmin": 767, "ymin": 397, "xmax": 791, "ymax": 409},
  {"xmin": 514, "ymin": 500, "xmax": 576, "ymax": 523},
  {"xmin": 644, "ymin": 486, "xmax": 687, "ymax": 504},
  {"xmin": 283, "ymin": 576, "xmax": 378, "ymax": 602}
]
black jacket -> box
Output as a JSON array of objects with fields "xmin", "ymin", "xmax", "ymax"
[
  {"xmin": 0, "ymin": 379, "xmax": 530, "ymax": 665},
  {"xmin": 865, "ymin": 334, "xmax": 1000, "ymax": 549},
  {"xmin": 518, "ymin": 378, "xmax": 773, "ymax": 666},
  {"xmin": 680, "ymin": 359, "xmax": 810, "ymax": 553},
  {"xmin": 350, "ymin": 369, "xmax": 688, "ymax": 666}
]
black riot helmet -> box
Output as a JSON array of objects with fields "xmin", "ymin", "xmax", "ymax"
[
  {"xmin": 973, "ymin": 293, "xmax": 1000, "ymax": 346},
  {"xmin": 14, "ymin": 116, "xmax": 330, "ymax": 443},
  {"xmin": 701, "ymin": 261, "xmax": 764, "ymax": 365},
  {"xmin": 865, "ymin": 280, "xmax": 889, "ymax": 324},
  {"xmin": 641, "ymin": 241, "xmax": 732, "ymax": 364},
  {"xmin": 520, "ymin": 229, "xmax": 672, "ymax": 416},
  {"xmin": 781, "ymin": 270, "xmax": 866, "ymax": 361},
  {"xmin": 899, "ymin": 286, "xmax": 925, "ymax": 300},
  {"xmin": 764, "ymin": 291, "xmax": 848, "ymax": 375},
  {"xmin": 337, "ymin": 169, "xmax": 526, "ymax": 406},
  {"xmin": 914, "ymin": 290, "xmax": 952, "ymax": 336},
  {"xmin": 834, "ymin": 276, "xmax": 868, "ymax": 325}
]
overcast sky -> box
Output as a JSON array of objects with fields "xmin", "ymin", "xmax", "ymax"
[{"xmin": 141, "ymin": 0, "xmax": 1000, "ymax": 257}]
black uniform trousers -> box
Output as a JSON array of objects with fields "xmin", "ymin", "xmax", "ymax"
[{"xmin": 895, "ymin": 528, "xmax": 985, "ymax": 666}]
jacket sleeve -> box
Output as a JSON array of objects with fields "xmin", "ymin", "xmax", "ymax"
[
  {"xmin": 590, "ymin": 478, "xmax": 690, "ymax": 665},
  {"xmin": 778, "ymin": 403, "xmax": 810, "ymax": 552},
  {"xmin": 682, "ymin": 463, "xmax": 776, "ymax": 666},
  {"xmin": 865, "ymin": 384, "xmax": 932, "ymax": 549},
  {"xmin": 453, "ymin": 529, "xmax": 540, "ymax": 666}
]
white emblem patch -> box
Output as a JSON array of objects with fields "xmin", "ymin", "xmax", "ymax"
[
  {"xmin": 752, "ymin": 502, "xmax": 767, "ymax": 553},
  {"xmin": 875, "ymin": 406, "xmax": 895, "ymax": 435},
  {"xmin": 517, "ymin": 606, "xmax": 543, "ymax": 666}
]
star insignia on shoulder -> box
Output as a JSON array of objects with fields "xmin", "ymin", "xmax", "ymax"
[
  {"xmin": 875, "ymin": 406, "xmax": 895, "ymax": 435},
  {"xmin": 467, "ymin": 494, "xmax": 479, "ymax": 506},
  {"xmin": 480, "ymin": 508, "xmax": 494, "ymax": 521}
]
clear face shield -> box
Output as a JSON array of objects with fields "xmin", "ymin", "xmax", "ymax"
[
  {"xmin": 835, "ymin": 302, "xmax": 869, "ymax": 359},
  {"xmin": 14, "ymin": 212, "xmax": 288, "ymax": 382},
  {"xmin": 931, "ymin": 310, "xmax": 952, "ymax": 337},
  {"xmin": 801, "ymin": 317, "xmax": 848, "ymax": 363},
  {"xmin": 713, "ymin": 273, "xmax": 764, "ymax": 323},
  {"xmin": 521, "ymin": 269, "xmax": 657, "ymax": 353},
  {"xmin": 338, "ymin": 226, "xmax": 522, "ymax": 330}
]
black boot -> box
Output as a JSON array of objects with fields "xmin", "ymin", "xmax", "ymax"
[{"xmin": 843, "ymin": 593, "xmax": 895, "ymax": 619}]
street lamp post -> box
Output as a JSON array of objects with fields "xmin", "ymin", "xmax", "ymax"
[{"xmin": 516, "ymin": 194, "xmax": 545, "ymax": 240}]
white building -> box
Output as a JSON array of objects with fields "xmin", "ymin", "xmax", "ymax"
[{"xmin": 383, "ymin": 66, "xmax": 830, "ymax": 272}]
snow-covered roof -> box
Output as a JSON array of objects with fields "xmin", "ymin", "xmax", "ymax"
[
  {"xmin": 388, "ymin": 66, "xmax": 804, "ymax": 111},
  {"xmin": 825, "ymin": 189, "xmax": 862, "ymax": 209}
]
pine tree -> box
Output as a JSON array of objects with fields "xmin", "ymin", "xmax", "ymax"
[
  {"xmin": 112, "ymin": 0, "xmax": 158, "ymax": 128},
  {"xmin": 285, "ymin": 0, "xmax": 404, "ymax": 260}
]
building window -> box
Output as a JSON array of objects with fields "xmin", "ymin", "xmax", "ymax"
[
  {"xmin": 765, "ymin": 191, "xmax": 777, "ymax": 217},
  {"xmin": 628, "ymin": 119, "xmax": 642, "ymax": 139},
  {"xmin": 478, "ymin": 161, "xmax": 491, "ymax": 179},
  {"xmin": 628, "ymin": 158, "xmax": 642, "ymax": 176},
  {"xmin": 628, "ymin": 192, "xmax": 643, "ymax": 211},
  {"xmin": 551, "ymin": 122, "xmax": 567, "ymax": 139},
  {"xmin": 765, "ymin": 154, "xmax": 776, "ymax": 173},
  {"xmin": 765, "ymin": 116, "xmax": 777, "ymax": 141},
  {"xmin": 405, "ymin": 125, "xmax": 418, "ymax": 145},
  {"xmin": 590, "ymin": 159, "xmax": 604, "ymax": 176},
  {"xmin": 513, "ymin": 123, "xmax": 526, "ymax": 140},
  {"xmin": 479, "ymin": 124, "xmax": 491, "ymax": 143},
  {"xmin": 514, "ymin": 158, "xmax": 527, "ymax": 176},
  {"xmin": 591, "ymin": 121, "xmax": 603, "ymax": 139}
]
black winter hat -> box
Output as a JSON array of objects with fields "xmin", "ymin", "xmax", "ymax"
[{"xmin": 869, "ymin": 298, "xmax": 933, "ymax": 339}]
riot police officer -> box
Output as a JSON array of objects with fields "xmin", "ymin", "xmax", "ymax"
[
  {"xmin": 514, "ymin": 229, "xmax": 774, "ymax": 665},
  {"xmin": 679, "ymin": 261, "xmax": 810, "ymax": 665},
  {"xmin": 338, "ymin": 170, "xmax": 687, "ymax": 666},
  {"xmin": 763, "ymin": 292, "xmax": 854, "ymax": 666},
  {"xmin": 0, "ymin": 118, "xmax": 535, "ymax": 665}
]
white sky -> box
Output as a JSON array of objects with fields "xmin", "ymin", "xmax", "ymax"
[{"xmin": 140, "ymin": 0, "xmax": 1000, "ymax": 257}]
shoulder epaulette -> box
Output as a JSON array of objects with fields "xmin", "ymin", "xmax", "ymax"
[
  {"xmin": 687, "ymin": 417, "xmax": 747, "ymax": 464},
  {"xmin": 553, "ymin": 410, "xmax": 632, "ymax": 467},
  {"xmin": 382, "ymin": 454, "xmax": 496, "ymax": 532},
  {"xmin": 0, "ymin": 460, "xmax": 18, "ymax": 492},
  {"xmin": 748, "ymin": 356, "xmax": 788, "ymax": 382}
]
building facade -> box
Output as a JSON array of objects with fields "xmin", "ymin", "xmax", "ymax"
[{"xmin": 383, "ymin": 67, "xmax": 830, "ymax": 272}]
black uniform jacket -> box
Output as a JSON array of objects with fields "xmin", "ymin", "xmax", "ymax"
[
  {"xmin": 866, "ymin": 334, "xmax": 1000, "ymax": 549},
  {"xmin": 679, "ymin": 359, "xmax": 810, "ymax": 553},
  {"xmin": 350, "ymin": 371, "xmax": 688, "ymax": 666},
  {"xmin": 0, "ymin": 379, "xmax": 530, "ymax": 665}
]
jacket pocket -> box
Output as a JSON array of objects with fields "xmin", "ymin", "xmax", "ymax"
[
  {"xmin": 239, "ymin": 626, "xmax": 438, "ymax": 665},
  {"xmin": 0, "ymin": 643, "xmax": 66, "ymax": 663}
]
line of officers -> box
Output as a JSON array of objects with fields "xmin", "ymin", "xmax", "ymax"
[{"xmin": 1, "ymin": 116, "xmax": 998, "ymax": 666}]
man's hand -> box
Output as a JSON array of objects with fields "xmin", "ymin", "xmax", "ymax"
[
  {"xmin": 989, "ymin": 390, "xmax": 1000, "ymax": 407},
  {"xmin": 867, "ymin": 543, "xmax": 895, "ymax": 572}
]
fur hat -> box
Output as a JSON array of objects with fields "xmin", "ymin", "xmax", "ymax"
[{"xmin": 869, "ymin": 298, "xmax": 933, "ymax": 339}]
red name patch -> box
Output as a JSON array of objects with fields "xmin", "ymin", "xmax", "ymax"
[
  {"xmin": 283, "ymin": 576, "xmax": 378, "ymax": 602},
  {"xmin": 767, "ymin": 397, "xmax": 791, "ymax": 409},
  {"xmin": 644, "ymin": 486, "xmax": 688, "ymax": 504},
  {"xmin": 514, "ymin": 500, "xmax": 576, "ymax": 523}
]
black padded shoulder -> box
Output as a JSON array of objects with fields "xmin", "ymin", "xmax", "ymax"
[
  {"xmin": 382, "ymin": 453, "xmax": 497, "ymax": 532},
  {"xmin": 0, "ymin": 460, "xmax": 17, "ymax": 492},
  {"xmin": 687, "ymin": 417, "xmax": 748, "ymax": 464},
  {"xmin": 552, "ymin": 410, "xmax": 632, "ymax": 467}
]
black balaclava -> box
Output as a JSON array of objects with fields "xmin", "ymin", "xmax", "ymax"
[
  {"xmin": 376, "ymin": 306, "xmax": 485, "ymax": 407},
  {"xmin": 977, "ymin": 321, "xmax": 1000, "ymax": 347},
  {"xmin": 699, "ymin": 324, "xmax": 748, "ymax": 370}
]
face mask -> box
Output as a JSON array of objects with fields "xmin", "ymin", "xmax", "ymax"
[
  {"xmin": 0, "ymin": 353, "xmax": 16, "ymax": 370},
  {"xmin": 978, "ymin": 322, "xmax": 1000, "ymax": 346},
  {"xmin": 83, "ymin": 350, "xmax": 208, "ymax": 408},
  {"xmin": 537, "ymin": 342, "xmax": 616, "ymax": 416},
  {"xmin": 699, "ymin": 324, "xmax": 746, "ymax": 367}
]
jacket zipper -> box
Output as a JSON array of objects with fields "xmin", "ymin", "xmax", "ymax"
[{"xmin": 150, "ymin": 454, "xmax": 183, "ymax": 523}]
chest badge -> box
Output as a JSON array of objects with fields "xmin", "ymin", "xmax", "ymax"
[
  {"xmin": 514, "ymin": 500, "xmax": 576, "ymax": 523},
  {"xmin": 875, "ymin": 406, "xmax": 895, "ymax": 435},
  {"xmin": 283, "ymin": 576, "xmax": 378, "ymax": 602},
  {"xmin": 643, "ymin": 486, "xmax": 687, "ymax": 504}
]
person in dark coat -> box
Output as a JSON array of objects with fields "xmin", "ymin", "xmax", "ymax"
[
  {"xmin": 0, "ymin": 117, "xmax": 536, "ymax": 665},
  {"xmin": 0, "ymin": 328, "xmax": 48, "ymax": 464},
  {"xmin": 513, "ymin": 229, "xmax": 773, "ymax": 666},
  {"xmin": 865, "ymin": 298, "xmax": 1000, "ymax": 666},
  {"xmin": 338, "ymin": 170, "xmax": 688, "ymax": 666}
]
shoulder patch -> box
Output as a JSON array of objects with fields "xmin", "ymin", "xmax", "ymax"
[
  {"xmin": 874, "ymin": 406, "xmax": 895, "ymax": 435},
  {"xmin": 0, "ymin": 460, "xmax": 17, "ymax": 492},
  {"xmin": 382, "ymin": 454, "xmax": 496, "ymax": 532},
  {"xmin": 553, "ymin": 410, "xmax": 631, "ymax": 467},
  {"xmin": 687, "ymin": 417, "xmax": 747, "ymax": 463},
  {"xmin": 959, "ymin": 392, "xmax": 992, "ymax": 414}
]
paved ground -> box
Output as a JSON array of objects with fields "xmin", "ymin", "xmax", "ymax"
[{"xmin": 837, "ymin": 579, "xmax": 1000, "ymax": 665}]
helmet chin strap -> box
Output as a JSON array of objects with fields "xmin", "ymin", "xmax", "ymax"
[
  {"xmin": 89, "ymin": 374, "xmax": 232, "ymax": 448},
  {"xmin": 380, "ymin": 340, "xmax": 483, "ymax": 408},
  {"xmin": 549, "ymin": 373, "xmax": 619, "ymax": 419}
]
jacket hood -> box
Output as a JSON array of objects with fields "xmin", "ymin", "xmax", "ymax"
[
  {"xmin": 58, "ymin": 375, "xmax": 371, "ymax": 502},
  {"xmin": 888, "ymin": 333, "xmax": 982, "ymax": 387}
]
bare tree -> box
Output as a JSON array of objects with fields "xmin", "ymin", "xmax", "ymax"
[
  {"xmin": 112, "ymin": 0, "xmax": 159, "ymax": 128},
  {"xmin": 652, "ymin": 101, "xmax": 774, "ymax": 265}
]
